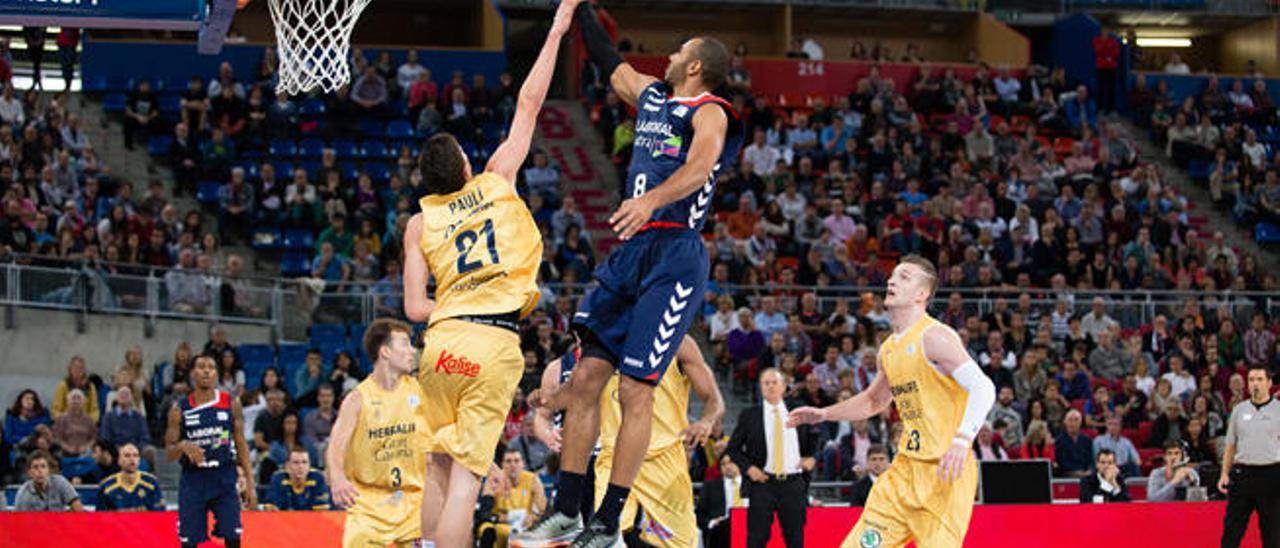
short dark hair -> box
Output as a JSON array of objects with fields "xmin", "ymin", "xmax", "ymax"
[
  {"xmin": 364, "ymin": 318, "xmax": 413, "ymax": 362},
  {"xmin": 418, "ymin": 133, "xmax": 468, "ymax": 195},
  {"xmin": 1164, "ymin": 440, "xmax": 1183, "ymax": 451},
  {"xmin": 26, "ymin": 449, "xmax": 54, "ymax": 471},
  {"xmin": 867, "ymin": 444, "xmax": 889, "ymax": 458},
  {"xmin": 1096, "ymin": 448, "xmax": 1116, "ymax": 461},
  {"xmin": 690, "ymin": 37, "xmax": 731, "ymax": 90},
  {"xmin": 1246, "ymin": 362, "xmax": 1273, "ymax": 379}
]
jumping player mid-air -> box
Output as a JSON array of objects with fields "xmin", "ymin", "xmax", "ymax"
[
  {"xmin": 513, "ymin": 3, "xmax": 743, "ymax": 546},
  {"xmin": 530, "ymin": 336, "xmax": 724, "ymax": 547},
  {"xmin": 166, "ymin": 355, "xmax": 256, "ymax": 548},
  {"xmin": 789, "ymin": 255, "xmax": 997, "ymax": 547},
  {"xmin": 326, "ymin": 319, "xmax": 427, "ymax": 547},
  {"xmin": 402, "ymin": 1, "xmax": 578, "ymax": 546}
]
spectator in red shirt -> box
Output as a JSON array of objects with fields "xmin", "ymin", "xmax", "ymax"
[
  {"xmin": 1092, "ymin": 32, "xmax": 1120, "ymax": 112},
  {"xmin": 725, "ymin": 195, "xmax": 759, "ymax": 240}
]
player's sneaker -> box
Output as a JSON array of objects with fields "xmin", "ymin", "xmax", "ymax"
[
  {"xmin": 567, "ymin": 519, "xmax": 621, "ymax": 548},
  {"xmin": 510, "ymin": 511, "xmax": 583, "ymax": 548}
]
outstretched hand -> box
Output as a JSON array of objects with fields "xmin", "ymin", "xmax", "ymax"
[
  {"xmin": 787, "ymin": 406, "xmax": 826, "ymax": 428},
  {"xmin": 550, "ymin": 0, "xmax": 582, "ymax": 36}
]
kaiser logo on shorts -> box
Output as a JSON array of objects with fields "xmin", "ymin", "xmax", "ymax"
[
  {"xmin": 859, "ymin": 529, "xmax": 883, "ymax": 548},
  {"xmin": 435, "ymin": 350, "xmax": 480, "ymax": 378}
]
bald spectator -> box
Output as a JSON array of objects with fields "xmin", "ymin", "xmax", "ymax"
[
  {"xmin": 1055, "ymin": 410, "xmax": 1093, "ymax": 478},
  {"xmin": 14, "ymin": 450, "xmax": 83, "ymax": 511},
  {"xmin": 52, "ymin": 389, "xmax": 96, "ymax": 457},
  {"xmin": 100, "ymin": 385, "xmax": 153, "ymax": 463},
  {"xmin": 166, "ymin": 249, "xmax": 210, "ymax": 313},
  {"xmin": 1080, "ymin": 297, "xmax": 1119, "ymax": 341}
]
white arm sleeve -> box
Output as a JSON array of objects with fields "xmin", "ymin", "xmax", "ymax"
[{"xmin": 950, "ymin": 359, "xmax": 996, "ymax": 444}]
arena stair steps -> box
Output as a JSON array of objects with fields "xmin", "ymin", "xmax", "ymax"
[{"xmin": 542, "ymin": 100, "xmax": 622, "ymax": 251}]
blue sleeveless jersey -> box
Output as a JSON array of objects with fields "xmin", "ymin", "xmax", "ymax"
[
  {"xmin": 178, "ymin": 390, "xmax": 237, "ymax": 471},
  {"xmin": 626, "ymin": 82, "xmax": 744, "ymax": 231}
]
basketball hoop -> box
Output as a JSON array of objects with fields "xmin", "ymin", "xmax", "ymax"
[{"xmin": 268, "ymin": 0, "xmax": 373, "ymax": 95}]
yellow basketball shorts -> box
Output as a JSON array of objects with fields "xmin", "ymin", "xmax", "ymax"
[
  {"xmin": 595, "ymin": 443, "xmax": 697, "ymax": 547},
  {"xmin": 843, "ymin": 456, "xmax": 978, "ymax": 548},
  {"xmin": 342, "ymin": 510, "xmax": 420, "ymax": 548},
  {"xmin": 419, "ymin": 319, "xmax": 524, "ymax": 477}
]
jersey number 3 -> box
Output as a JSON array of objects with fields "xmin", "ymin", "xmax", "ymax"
[
  {"xmin": 391, "ymin": 467, "xmax": 402, "ymax": 488},
  {"xmin": 455, "ymin": 219, "xmax": 500, "ymax": 274}
]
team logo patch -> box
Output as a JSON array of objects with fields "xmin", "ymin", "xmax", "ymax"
[
  {"xmin": 859, "ymin": 529, "xmax": 883, "ymax": 548},
  {"xmin": 217, "ymin": 411, "xmax": 229, "ymax": 421},
  {"xmin": 435, "ymin": 350, "xmax": 480, "ymax": 377},
  {"xmin": 906, "ymin": 344, "xmax": 915, "ymax": 355},
  {"xmin": 672, "ymin": 105, "xmax": 689, "ymax": 117},
  {"xmin": 408, "ymin": 395, "xmax": 420, "ymax": 408},
  {"xmin": 652, "ymin": 135, "xmax": 683, "ymax": 158}
]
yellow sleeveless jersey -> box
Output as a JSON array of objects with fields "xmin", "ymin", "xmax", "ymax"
[
  {"xmin": 494, "ymin": 470, "xmax": 540, "ymax": 517},
  {"xmin": 599, "ymin": 361, "xmax": 689, "ymax": 457},
  {"xmin": 345, "ymin": 375, "xmax": 428, "ymax": 524},
  {"xmin": 417, "ymin": 172, "xmax": 542, "ymax": 325},
  {"xmin": 880, "ymin": 313, "xmax": 968, "ymax": 462}
]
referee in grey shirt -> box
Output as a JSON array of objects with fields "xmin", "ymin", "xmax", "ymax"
[{"xmin": 1218, "ymin": 364, "xmax": 1280, "ymax": 548}]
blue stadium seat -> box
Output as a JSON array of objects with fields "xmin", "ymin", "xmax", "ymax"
[
  {"xmin": 240, "ymin": 343, "xmax": 275, "ymax": 365},
  {"xmin": 159, "ymin": 93, "xmax": 182, "ymax": 115},
  {"xmin": 61, "ymin": 456, "xmax": 96, "ymax": 480},
  {"xmin": 78, "ymin": 486, "xmax": 99, "ymax": 508},
  {"xmin": 147, "ymin": 135, "xmax": 174, "ymax": 157},
  {"xmin": 297, "ymin": 161, "xmax": 322, "ymax": 179},
  {"xmin": 281, "ymin": 251, "xmax": 311, "ymax": 277},
  {"xmin": 240, "ymin": 343, "xmax": 275, "ymax": 391},
  {"xmin": 338, "ymin": 162, "xmax": 360, "ymax": 182},
  {"xmin": 298, "ymin": 138, "xmax": 326, "ymax": 158},
  {"xmin": 101, "ymin": 93, "xmax": 127, "ymax": 113},
  {"xmin": 385, "ymin": 119, "xmax": 415, "ymax": 140},
  {"xmin": 310, "ymin": 324, "xmax": 347, "ymax": 346},
  {"xmin": 331, "ymin": 138, "xmax": 361, "ymax": 159},
  {"xmin": 359, "ymin": 119, "xmax": 385, "ymax": 138},
  {"xmin": 105, "ymin": 76, "xmax": 132, "ymax": 92},
  {"xmin": 166, "ymin": 76, "xmax": 192, "ymax": 93},
  {"xmin": 283, "ymin": 228, "xmax": 315, "ymax": 250},
  {"xmin": 252, "ymin": 226, "xmax": 283, "ymax": 250},
  {"xmin": 1187, "ymin": 159, "xmax": 1211, "ymax": 180},
  {"xmin": 269, "ymin": 138, "xmax": 298, "ymax": 158},
  {"xmin": 81, "ymin": 76, "xmax": 108, "ymax": 93},
  {"xmin": 300, "ymin": 97, "xmax": 327, "ymax": 117},
  {"xmin": 349, "ymin": 322, "xmax": 369, "ymax": 349},
  {"xmin": 362, "ymin": 140, "xmax": 392, "ymax": 160},
  {"xmin": 365, "ymin": 162, "xmax": 391, "ymax": 183},
  {"xmin": 277, "ymin": 343, "xmax": 310, "ymax": 395},
  {"xmin": 150, "ymin": 361, "xmax": 170, "ymax": 400},
  {"xmin": 234, "ymin": 161, "xmax": 261, "ymax": 180},
  {"xmin": 389, "ymin": 140, "xmax": 419, "ymax": 157},
  {"xmin": 271, "ymin": 160, "xmax": 294, "ymax": 178},
  {"xmin": 196, "ymin": 181, "xmax": 223, "ymax": 205},
  {"xmin": 1256, "ymin": 223, "xmax": 1280, "ymax": 244}
]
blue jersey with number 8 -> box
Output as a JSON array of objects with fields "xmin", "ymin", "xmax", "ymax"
[{"xmin": 626, "ymin": 82, "xmax": 743, "ymax": 231}]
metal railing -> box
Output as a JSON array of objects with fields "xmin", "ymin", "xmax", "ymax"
[{"xmin": 3, "ymin": 255, "xmax": 1277, "ymax": 343}]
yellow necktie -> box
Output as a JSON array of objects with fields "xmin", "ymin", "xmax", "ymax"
[
  {"xmin": 772, "ymin": 406, "xmax": 785, "ymax": 475},
  {"xmin": 731, "ymin": 478, "xmax": 743, "ymax": 508}
]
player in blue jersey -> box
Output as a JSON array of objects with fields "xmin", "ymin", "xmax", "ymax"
[
  {"xmin": 512, "ymin": 3, "xmax": 743, "ymax": 547},
  {"xmin": 165, "ymin": 355, "xmax": 255, "ymax": 548}
]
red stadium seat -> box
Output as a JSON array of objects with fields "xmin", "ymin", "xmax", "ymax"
[
  {"xmin": 1053, "ymin": 137, "xmax": 1076, "ymax": 158},
  {"xmin": 1138, "ymin": 421, "xmax": 1154, "ymax": 446},
  {"xmin": 1010, "ymin": 115, "xmax": 1032, "ymax": 132},
  {"xmin": 777, "ymin": 257, "xmax": 800, "ymax": 271},
  {"xmin": 988, "ymin": 114, "xmax": 1006, "ymax": 129},
  {"xmin": 1129, "ymin": 482, "xmax": 1148, "ymax": 501},
  {"xmin": 1139, "ymin": 448, "xmax": 1164, "ymax": 475},
  {"xmin": 1052, "ymin": 481, "xmax": 1081, "ymax": 501},
  {"xmin": 1082, "ymin": 428, "xmax": 1099, "ymax": 439},
  {"xmin": 1070, "ymin": 398, "xmax": 1087, "ymax": 413}
]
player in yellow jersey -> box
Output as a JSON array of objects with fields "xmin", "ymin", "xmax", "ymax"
[
  {"xmin": 476, "ymin": 447, "xmax": 548, "ymax": 548},
  {"xmin": 401, "ymin": 2, "xmax": 580, "ymax": 546},
  {"xmin": 528, "ymin": 336, "xmax": 724, "ymax": 547},
  {"xmin": 327, "ymin": 319, "xmax": 428, "ymax": 548},
  {"xmin": 790, "ymin": 255, "xmax": 996, "ymax": 548}
]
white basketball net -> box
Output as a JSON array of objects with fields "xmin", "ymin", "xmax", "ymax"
[{"xmin": 268, "ymin": 0, "xmax": 373, "ymax": 95}]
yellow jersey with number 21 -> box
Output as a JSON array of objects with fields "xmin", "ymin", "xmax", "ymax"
[{"xmin": 417, "ymin": 172, "xmax": 542, "ymax": 325}]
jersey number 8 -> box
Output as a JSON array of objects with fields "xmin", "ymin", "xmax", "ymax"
[
  {"xmin": 455, "ymin": 219, "xmax": 501, "ymax": 274},
  {"xmin": 632, "ymin": 173, "xmax": 647, "ymax": 198}
]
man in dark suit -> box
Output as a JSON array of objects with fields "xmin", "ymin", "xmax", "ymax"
[
  {"xmin": 726, "ymin": 368, "xmax": 819, "ymax": 548},
  {"xmin": 848, "ymin": 444, "xmax": 891, "ymax": 506},
  {"xmin": 1079, "ymin": 448, "xmax": 1131, "ymax": 503},
  {"xmin": 696, "ymin": 453, "xmax": 746, "ymax": 548}
]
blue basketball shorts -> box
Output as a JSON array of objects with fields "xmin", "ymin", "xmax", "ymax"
[
  {"xmin": 177, "ymin": 467, "xmax": 242, "ymax": 545},
  {"xmin": 572, "ymin": 227, "xmax": 708, "ymax": 384}
]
